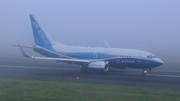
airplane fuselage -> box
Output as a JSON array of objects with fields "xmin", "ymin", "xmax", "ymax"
[{"xmin": 33, "ymin": 45, "xmax": 163, "ymax": 70}]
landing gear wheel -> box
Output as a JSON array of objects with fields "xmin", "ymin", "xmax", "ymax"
[
  {"xmin": 80, "ymin": 68, "xmax": 88, "ymax": 73},
  {"xmin": 143, "ymin": 69, "xmax": 147, "ymax": 75}
]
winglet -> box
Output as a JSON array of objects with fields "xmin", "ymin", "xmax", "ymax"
[
  {"xmin": 104, "ymin": 40, "xmax": 110, "ymax": 48},
  {"xmin": 18, "ymin": 44, "xmax": 30, "ymax": 58}
]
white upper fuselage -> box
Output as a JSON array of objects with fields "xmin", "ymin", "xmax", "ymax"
[{"xmin": 53, "ymin": 45, "xmax": 158, "ymax": 60}]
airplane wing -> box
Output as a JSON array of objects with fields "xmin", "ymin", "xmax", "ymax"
[
  {"xmin": 17, "ymin": 44, "xmax": 90, "ymax": 64},
  {"xmin": 12, "ymin": 44, "xmax": 82, "ymax": 59}
]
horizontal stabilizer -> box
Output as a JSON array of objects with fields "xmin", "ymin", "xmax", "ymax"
[{"xmin": 11, "ymin": 44, "xmax": 40, "ymax": 49}]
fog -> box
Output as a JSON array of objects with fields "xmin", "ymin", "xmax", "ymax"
[{"xmin": 0, "ymin": 0, "xmax": 180, "ymax": 68}]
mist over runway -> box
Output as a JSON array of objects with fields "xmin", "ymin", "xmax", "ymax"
[
  {"xmin": 1, "ymin": 1, "xmax": 180, "ymax": 92},
  {"xmin": 0, "ymin": 60, "xmax": 180, "ymax": 89}
]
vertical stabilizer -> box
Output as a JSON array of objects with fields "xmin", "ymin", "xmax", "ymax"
[{"xmin": 30, "ymin": 14, "xmax": 64, "ymax": 50}]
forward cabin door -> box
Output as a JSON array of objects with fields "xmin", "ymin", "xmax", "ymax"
[{"xmin": 137, "ymin": 53, "xmax": 142, "ymax": 62}]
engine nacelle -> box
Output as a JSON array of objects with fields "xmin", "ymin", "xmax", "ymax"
[{"xmin": 88, "ymin": 61, "xmax": 109, "ymax": 72}]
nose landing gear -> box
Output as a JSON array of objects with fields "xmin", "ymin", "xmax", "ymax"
[{"xmin": 143, "ymin": 69, "xmax": 147, "ymax": 75}]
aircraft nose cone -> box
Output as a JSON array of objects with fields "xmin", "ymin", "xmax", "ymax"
[{"xmin": 156, "ymin": 58, "xmax": 164, "ymax": 66}]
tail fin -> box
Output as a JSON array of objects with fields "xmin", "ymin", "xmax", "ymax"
[{"xmin": 30, "ymin": 14, "xmax": 64, "ymax": 50}]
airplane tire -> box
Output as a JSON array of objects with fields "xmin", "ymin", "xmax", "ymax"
[
  {"xmin": 142, "ymin": 69, "xmax": 147, "ymax": 75},
  {"xmin": 80, "ymin": 68, "xmax": 88, "ymax": 73}
]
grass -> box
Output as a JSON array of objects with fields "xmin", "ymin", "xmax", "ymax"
[{"xmin": 0, "ymin": 77, "xmax": 179, "ymax": 101}]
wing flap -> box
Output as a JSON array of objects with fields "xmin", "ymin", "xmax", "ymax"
[{"xmin": 31, "ymin": 56, "xmax": 89, "ymax": 63}]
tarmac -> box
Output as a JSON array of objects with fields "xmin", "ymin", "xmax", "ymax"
[{"xmin": 0, "ymin": 60, "xmax": 180, "ymax": 88}]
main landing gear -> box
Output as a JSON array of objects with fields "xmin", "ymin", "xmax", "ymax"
[{"xmin": 80, "ymin": 67, "xmax": 88, "ymax": 73}]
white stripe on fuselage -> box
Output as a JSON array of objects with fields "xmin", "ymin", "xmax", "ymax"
[{"xmin": 52, "ymin": 45, "xmax": 155, "ymax": 61}]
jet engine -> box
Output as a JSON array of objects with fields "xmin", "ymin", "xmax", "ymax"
[{"xmin": 87, "ymin": 61, "xmax": 109, "ymax": 72}]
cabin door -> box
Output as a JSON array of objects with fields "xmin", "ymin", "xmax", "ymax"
[{"xmin": 137, "ymin": 53, "xmax": 142, "ymax": 62}]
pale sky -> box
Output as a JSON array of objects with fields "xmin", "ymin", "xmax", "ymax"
[{"xmin": 0, "ymin": 0, "xmax": 180, "ymax": 65}]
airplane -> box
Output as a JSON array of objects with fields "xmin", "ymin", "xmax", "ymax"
[{"xmin": 13, "ymin": 14, "xmax": 164, "ymax": 75}]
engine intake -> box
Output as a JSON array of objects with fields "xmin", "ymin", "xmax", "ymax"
[{"xmin": 88, "ymin": 61, "xmax": 109, "ymax": 72}]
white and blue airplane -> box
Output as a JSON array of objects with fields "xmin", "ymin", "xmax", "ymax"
[{"xmin": 14, "ymin": 14, "xmax": 163, "ymax": 75}]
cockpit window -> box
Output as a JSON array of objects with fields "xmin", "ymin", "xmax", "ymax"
[{"xmin": 147, "ymin": 54, "xmax": 156, "ymax": 58}]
